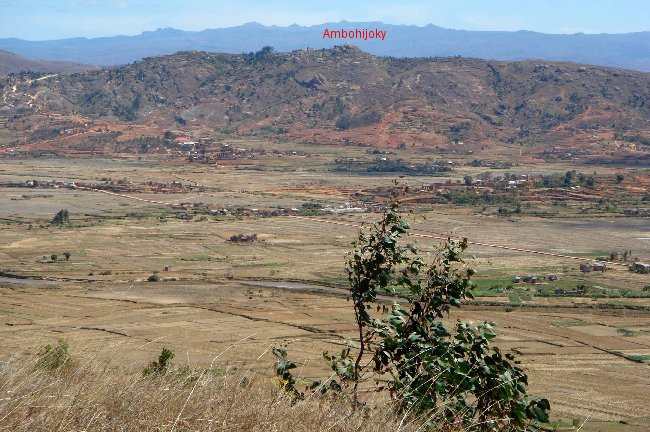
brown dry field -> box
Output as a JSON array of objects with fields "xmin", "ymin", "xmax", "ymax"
[{"xmin": 1, "ymin": 152, "xmax": 650, "ymax": 431}]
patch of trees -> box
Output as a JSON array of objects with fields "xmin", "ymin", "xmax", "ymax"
[
  {"xmin": 616, "ymin": 132, "xmax": 650, "ymax": 147},
  {"xmin": 228, "ymin": 233, "xmax": 258, "ymax": 243},
  {"xmin": 539, "ymin": 109, "xmax": 570, "ymax": 129},
  {"xmin": 366, "ymin": 159, "xmax": 452, "ymax": 175},
  {"xmin": 258, "ymin": 125, "xmax": 288, "ymax": 135},
  {"xmin": 335, "ymin": 110, "xmax": 382, "ymax": 130},
  {"xmin": 112, "ymin": 94, "xmax": 141, "ymax": 121},
  {"xmin": 29, "ymin": 123, "xmax": 76, "ymax": 141},
  {"xmin": 72, "ymin": 132, "xmax": 122, "ymax": 151},
  {"xmin": 299, "ymin": 202, "xmax": 323, "ymax": 216},
  {"xmin": 82, "ymin": 90, "xmax": 110, "ymax": 108},
  {"xmin": 244, "ymin": 46, "xmax": 275, "ymax": 64},
  {"xmin": 470, "ymin": 159, "xmax": 513, "ymax": 169},
  {"xmin": 498, "ymin": 205, "xmax": 522, "ymax": 216},
  {"xmin": 584, "ymin": 154, "xmax": 650, "ymax": 166},
  {"xmin": 333, "ymin": 158, "xmax": 452, "ymax": 176},
  {"xmin": 11, "ymin": 71, "xmax": 45, "ymax": 80},
  {"xmin": 627, "ymin": 93, "xmax": 649, "ymax": 109},
  {"xmin": 536, "ymin": 170, "xmax": 596, "ymax": 188},
  {"xmin": 48, "ymin": 252, "xmax": 71, "ymax": 262},
  {"xmin": 444, "ymin": 189, "xmax": 519, "ymax": 206},
  {"xmin": 447, "ymin": 121, "xmax": 472, "ymax": 142},
  {"xmin": 117, "ymin": 136, "xmax": 167, "ymax": 153}
]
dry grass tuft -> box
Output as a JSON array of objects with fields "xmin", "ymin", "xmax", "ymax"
[{"xmin": 0, "ymin": 354, "xmax": 411, "ymax": 432}]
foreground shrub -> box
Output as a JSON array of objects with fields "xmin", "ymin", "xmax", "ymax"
[
  {"xmin": 142, "ymin": 347, "xmax": 174, "ymax": 376},
  {"xmin": 274, "ymin": 203, "xmax": 550, "ymax": 431},
  {"xmin": 35, "ymin": 339, "xmax": 72, "ymax": 371}
]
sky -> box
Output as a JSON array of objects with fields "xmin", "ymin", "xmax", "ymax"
[{"xmin": 0, "ymin": 0, "xmax": 649, "ymax": 40}]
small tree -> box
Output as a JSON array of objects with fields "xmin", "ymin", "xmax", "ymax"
[
  {"xmin": 274, "ymin": 203, "xmax": 550, "ymax": 431},
  {"xmin": 51, "ymin": 209, "xmax": 70, "ymax": 226},
  {"xmin": 563, "ymin": 171, "xmax": 574, "ymax": 187},
  {"xmin": 50, "ymin": 254, "xmax": 58, "ymax": 262},
  {"xmin": 63, "ymin": 252, "xmax": 71, "ymax": 261},
  {"xmin": 143, "ymin": 347, "xmax": 174, "ymax": 376},
  {"xmin": 257, "ymin": 46, "xmax": 274, "ymax": 59}
]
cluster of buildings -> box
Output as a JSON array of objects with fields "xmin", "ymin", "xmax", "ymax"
[
  {"xmin": 623, "ymin": 208, "xmax": 650, "ymax": 217},
  {"xmin": 631, "ymin": 262, "xmax": 650, "ymax": 274},
  {"xmin": 164, "ymin": 130, "xmax": 309, "ymax": 164},
  {"xmin": 580, "ymin": 262, "xmax": 608, "ymax": 273},
  {"xmin": 578, "ymin": 260, "xmax": 650, "ymax": 275},
  {"xmin": 5, "ymin": 177, "xmax": 199, "ymax": 195},
  {"xmin": 7, "ymin": 179, "xmax": 77, "ymax": 189}
]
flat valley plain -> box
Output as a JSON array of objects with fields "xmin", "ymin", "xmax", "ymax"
[{"xmin": 1, "ymin": 143, "xmax": 650, "ymax": 431}]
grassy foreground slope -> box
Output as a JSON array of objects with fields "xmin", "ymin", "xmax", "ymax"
[{"xmin": 0, "ymin": 352, "xmax": 408, "ymax": 432}]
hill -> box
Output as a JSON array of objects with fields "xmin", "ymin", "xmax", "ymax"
[
  {"xmin": 2, "ymin": 46, "xmax": 649, "ymax": 155},
  {"xmin": 0, "ymin": 22, "xmax": 650, "ymax": 71},
  {"xmin": 0, "ymin": 49, "xmax": 96, "ymax": 75}
]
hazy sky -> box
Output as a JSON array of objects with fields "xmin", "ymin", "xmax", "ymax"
[{"xmin": 1, "ymin": 0, "xmax": 649, "ymax": 40}]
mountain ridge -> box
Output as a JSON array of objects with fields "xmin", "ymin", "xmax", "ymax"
[
  {"xmin": 1, "ymin": 22, "xmax": 649, "ymax": 71},
  {"xmin": 2, "ymin": 46, "xmax": 649, "ymax": 157},
  {"xmin": 0, "ymin": 49, "xmax": 97, "ymax": 76}
]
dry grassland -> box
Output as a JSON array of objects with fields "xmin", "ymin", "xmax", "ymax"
[{"xmin": 0, "ymin": 153, "xmax": 649, "ymax": 430}]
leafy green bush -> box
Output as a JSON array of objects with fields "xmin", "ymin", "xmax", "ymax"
[
  {"xmin": 299, "ymin": 202, "xmax": 324, "ymax": 216},
  {"xmin": 273, "ymin": 203, "xmax": 550, "ymax": 431},
  {"xmin": 272, "ymin": 347, "xmax": 303, "ymax": 402},
  {"xmin": 143, "ymin": 347, "xmax": 174, "ymax": 376},
  {"xmin": 508, "ymin": 291, "xmax": 523, "ymax": 306},
  {"xmin": 36, "ymin": 339, "xmax": 71, "ymax": 371}
]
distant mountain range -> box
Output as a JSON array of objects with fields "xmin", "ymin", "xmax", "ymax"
[
  {"xmin": 0, "ymin": 49, "xmax": 96, "ymax": 76},
  {"xmin": 1, "ymin": 22, "xmax": 650, "ymax": 71}
]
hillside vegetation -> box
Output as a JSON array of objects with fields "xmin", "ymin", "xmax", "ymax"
[{"xmin": 2, "ymin": 46, "xmax": 649, "ymax": 152}]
